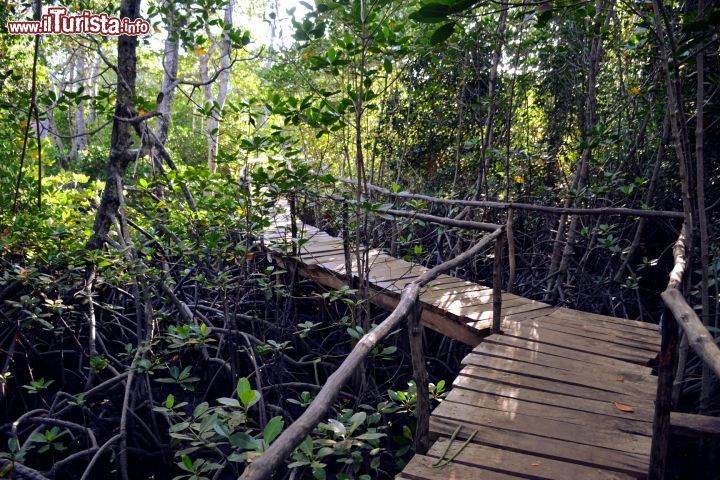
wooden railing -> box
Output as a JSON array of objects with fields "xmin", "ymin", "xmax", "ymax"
[{"xmin": 648, "ymin": 225, "xmax": 720, "ymax": 479}]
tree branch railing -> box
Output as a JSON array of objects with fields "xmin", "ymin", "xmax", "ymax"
[
  {"xmin": 648, "ymin": 224, "xmax": 720, "ymax": 480},
  {"xmin": 327, "ymin": 173, "xmax": 686, "ymax": 219},
  {"xmin": 241, "ymin": 221, "xmax": 505, "ymax": 480}
]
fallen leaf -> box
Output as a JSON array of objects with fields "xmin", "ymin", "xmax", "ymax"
[
  {"xmin": 616, "ymin": 376, "xmax": 625, "ymax": 382},
  {"xmin": 531, "ymin": 462, "xmax": 542, "ymax": 467},
  {"xmin": 613, "ymin": 401, "xmax": 634, "ymax": 413}
]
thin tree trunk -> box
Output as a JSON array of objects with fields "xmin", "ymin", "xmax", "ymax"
[
  {"xmin": 87, "ymin": 0, "xmax": 141, "ymax": 251},
  {"xmin": 694, "ymin": 0, "xmax": 711, "ymax": 414},
  {"xmin": 207, "ymin": 0, "xmax": 234, "ymax": 173},
  {"xmin": 73, "ymin": 53, "xmax": 87, "ymax": 156},
  {"xmin": 548, "ymin": 0, "xmax": 611, "ymax": 297},
  {"xmin": 155, "ymin": 2, "xmax": 180, "ymax": 147}
]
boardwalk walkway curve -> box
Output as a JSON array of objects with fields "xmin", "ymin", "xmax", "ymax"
[{"xmin": 259, "ymin": 206, "xmax": 660, "ymax": 480}]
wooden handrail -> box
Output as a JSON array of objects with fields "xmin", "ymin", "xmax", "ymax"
[
  {"xmin": 661, "ymin": 225, "xmax": 720, "ymax": 379},
  {"xmin": 310, "ymin": 191, "xmax": 501, "ymax": 231},
  {"xmin": 240, "ymin": 228, "xmax": 504, "ymax": 480},
  {"xmin": 319, "ymin": 172, "xmax": 685, "ymax": 219},
  {"xmin": 649, "ymin": 224, "xmax": 720, "ymax": 479}
]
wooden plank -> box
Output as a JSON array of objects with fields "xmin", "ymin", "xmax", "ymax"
[
  {"xmin": 517, "ymin": 317, "xmax": 660, "ymax": 352},
  {"xmin": 425, "ymin": 437, "xmax": 635, "ymax": 480},
  {"xmin": 432, "ymin": 400, "xmax": 652, "ymax": 454},
  {"xmin": 426, "ymin": 293, "xmax": 528, "ymax": 315},
  {"xmin": 549, "ymin": 307, "xmax": 658, "ymax": 333},
  {"xmin": 429, "ymin": 420, "xmax": 649, "ymax": 477},
  {"xmin": 529, "ymin": 313, "xmax": 660, "ymax": 347},
  {"xmin": 501, "ymin": 322, "xmax": 657, "ymax": 365},
  {"xmin": 464, "ymin": 301, "xmax": 553, "ymax": 325},
  {"xmin": 377, "ymin": 274, "xmax": 462, "ymax": 292},
  {"xmin": 670, "ymin": 412, "xmax": 720, "ymax": 439},
  {"xmin": 470, "ymin": 342, "xmax": 652, "ymax": 378},
  {"xmin": 456, "ymin": 366, "xmax": 654, "ymax": 407},
  {"xmin": 445, "ymin": 387, "xmax": 653, "ymax": 436},
  {"xmin": 419, "ymin": 284, "xmax": 493, "ymax": 301},
  {"xmin": 500, "ymin": 306, "xmax": 558, "ymax": 322},
  {"xmin": 401, "ymin": 453, "xmax": 523, "ymax": 480},
  {"xmin": 484, "ymin": 333, "xmax": 653, "ymax": 373},
  {"xmin": 450, "ymin": 375, "xmax": 654, "ymax": 423},
  {"xmin": 460, "ymin": 354, "xmax": 656, "ymax": 397}
]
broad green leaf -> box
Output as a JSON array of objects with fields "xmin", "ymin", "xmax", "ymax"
[
  {"xmin": 430, "ymin": 22, "xmax": 456, "ymax": 45},
  {"xmin": 263, "ymin": 416, "xmax": 284, "ymax": 445}
]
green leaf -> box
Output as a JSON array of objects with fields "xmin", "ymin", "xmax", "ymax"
[
  {"xmin": 348, "ymin": 411, "xmax": 366, "ymax": 435},
  {"xmin": 409, "ymin": 3, "xmax": 450, "ymax": 23},
  {"xmin": 299, "ymin": 435, "xmax": 313, "ymax": 455},
  {"xmin": 182, "ymin": 454, "xmax": 193, "ymax": 471},
  {"xmin": 430, "ymin": 22, "xmax": 456, "ymax": 45},
  {"xmin": 356, "ymin": 432, "xmax": 385, "ymax": 440},
  {"xmin": 217, "ymin": 397, "xmax": 241, "ymax": 407},
  {"xmin": 230, "ymin": 431, "xmax": 259, "ymax": 450},
  {"xmin": 241, "ymin": 389, "xmax": 260, "ymax": 409},
  {"xmin": 263, "ymin": 416, "xmax": 284, "ymax": 445},
  {"xmin": 237, "ymin": 377, "xmax": 251, "ymax": 399}
]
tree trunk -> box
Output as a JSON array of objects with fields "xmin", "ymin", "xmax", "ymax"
[
  {"xmin": 155, "ymin": 2, "xmax": 180, "ymax": 147},
  {"xmin": 547, "ymin": 0, "xmax": 611, "ymax": 298},
  {"xmin": 72, "ymin": 52, "xmax": 87, "ymax": 157},
  {"xmin": 86, "ymin": 0, "xmax": 141, "ymax": 251}
]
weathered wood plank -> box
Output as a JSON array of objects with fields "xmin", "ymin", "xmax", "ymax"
[
  {"xmin": 533, "ymin": 313, "xmax": 660, "ymax": 346},
  {"xmin": 484, "ymin": 333, "xmax": 653, "ymax": 373},
  {"xmin": 456, "ymin": 366, "xmax": 655, "ymax": 407},
  {"xmin": 670, "ymin": 412, "xmax": 720, "ymax": 439},
  {"xmin": 515, "ymin": 317, "xmax": 660, "ymax": 352},
  {"xmin": 549, "ymin": 307, "xmax": 658, "ymax": 333},
  {"xmin": 426, "ymin": 437, "xmax": 636, "ymax": 479},
  {"xmin": 401, "ymin": 454, "xmax": 524, "ymax": 480},
  {"xmin": 471, "ymin": 342, "xmax": 652, "ymax": 377},
  {"xmin": 501, "ymin": 322, "xmax": 657, "ymax": 365},
  {"xmin": 460, "ymin": 354, "xmax": 656, "ymax": 396},
  {"xmin": 430, "ymin": 419, "xmax": 649, "ymax": 477},
  {"xmin": 450, "ymin": 375, "xmax": 654, "ymax": 423},
  {"xmin": 432, "ymin": 400, "xmax": 652, "ymax": 454},
  {"xmin": 445, "ymin": 387, "xmax": 653, "ymax": 436}
]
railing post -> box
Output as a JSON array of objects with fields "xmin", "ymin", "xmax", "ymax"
[
  {"xmin": 506, "ymin": 209, "xmax": 516, "ymax": 294},
  {"xmin": 341, "ymin": 201, "xmax": 353, "ymax": 288},
  {"xmin": 492, "ymin": 232, "xmax": 505, "ymax": 334},
  {"xmin": 648, "ymin": 306, "xmax": 679, "ymax": 480},
  {"xmin": 408, "ymin": 296, "xmax": 429, "ymax": 454}
]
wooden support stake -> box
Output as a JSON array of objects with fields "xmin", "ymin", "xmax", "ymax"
[
  {"xmin": 341, "ymin": 202, "xmax": 353, "ymax": 289},
  {"xmin": 492, "ymin": 234, "xmax": 505, "ymax": 334},
  {"xmin": 648, "ymin": 308, "xmax": 679, "ymax": 480},
  {"xmin": 409, "ymin": 297, "xmax": 430, "ymax": 454},
  {"xmin": 506, "ymin": 209, "xmax": 516, "ymax": 294}
]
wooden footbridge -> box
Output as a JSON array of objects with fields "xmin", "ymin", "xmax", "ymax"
[{"xmin": 240, "ymin": 184, "xmax": 720, "ymax": 480}]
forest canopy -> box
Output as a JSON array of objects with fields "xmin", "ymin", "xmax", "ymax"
[{"xmin": 0, "ymin": 0, "xmax": 718, "ymax": 479}]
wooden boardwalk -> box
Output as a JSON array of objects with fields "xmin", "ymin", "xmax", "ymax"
[{"xmin": 263, "ymin": 211, "xmax": 660, "ymax": 480}]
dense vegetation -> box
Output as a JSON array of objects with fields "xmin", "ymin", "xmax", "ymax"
[{"xmin": 0, "ymin": 0, "xmax": 718, "ymax": 479}]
